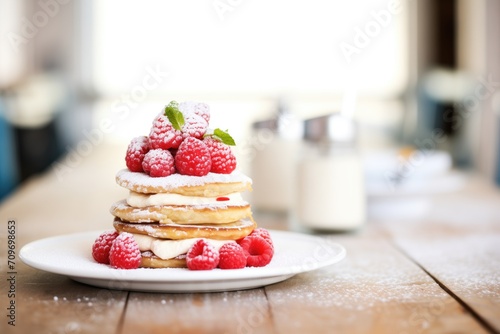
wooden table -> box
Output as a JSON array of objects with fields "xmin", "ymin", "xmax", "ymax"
[{"xmin": 1, "ymin": 143, "xmax": 499, "ymax": 334}]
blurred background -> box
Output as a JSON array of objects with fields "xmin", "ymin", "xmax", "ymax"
[{"xmin": 0, "ymin": 0, "xmax": 499, "ymax": 222}]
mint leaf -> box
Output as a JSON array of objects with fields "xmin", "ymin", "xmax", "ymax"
[
  {"xmin": 212, "ymin": 128, "xmax": 236, "ymax": 146},
  {"xmin": 164, "ymin": 101, "xmax": 184, "ymax": 130}
]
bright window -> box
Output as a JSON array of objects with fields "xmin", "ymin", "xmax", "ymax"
[
  {"xmin": 0, "ymin": 1, "xmax": 24, "ymax": 88},
  {"xmin": 91, "ymin": 0, "xmax": 408, "ymax": 98}
]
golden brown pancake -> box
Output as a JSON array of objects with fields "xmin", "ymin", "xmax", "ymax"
[
  {"xmin": 113, "ymin": 217, "xmax": 256, "ymax": 240},
  {"xmin": 110, "ymin": 200, "xmax": 252, "ymax": 225},
  {"xmin": 116, "ymin": 169, "xmax": 252, "ymax": 196},
  {"xmin": 140, "ymin": 251, "xmax": 187, "ymax": 268}
]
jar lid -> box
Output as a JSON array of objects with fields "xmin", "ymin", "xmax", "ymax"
[
  {"xmin": 303, "ymin": 113, "xmax": 356, "ymax": 144},
  {"xmin": 252, "ymin": 119, "xmax": 278, "ymax": 131},
  {"xmin": 252, "ymin": 99, "xmax": 303, "ymax": 140}
]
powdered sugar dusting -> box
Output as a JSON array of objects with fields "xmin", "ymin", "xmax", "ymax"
[
  {"xmin": 179, "ymin": 101, "xmax": 210, "ymax": 122},
  {"xmin": 265, "ymin": 238, "xmax": 450, "ymax": 313},
  {"xmin": 395, "ymin": 234, "xmax": 500, "ymax": 299},
  {"xmin": 129, "ymin": 136, "xmax": 149, "ymax": 151},
  {"xmin": 116, "ymin": 169, "xmax": 252, "ymax": 193}
]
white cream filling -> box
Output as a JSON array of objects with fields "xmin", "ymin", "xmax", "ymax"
[
  {"xmin": 131, "ymin": 233, "xmax": 235, "ymax": 260},
  {"xmin": 127, "ymin": 191, "xmax": 247, "ymax": 208}
]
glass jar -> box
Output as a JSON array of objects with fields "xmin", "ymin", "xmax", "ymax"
[
  {"xmin": 296, "ymin": 113, "xmax": 366, "ymax": 231},
  {"xmin": 250, "ymin": 100, "xmax": 302, "ymax": 213}
]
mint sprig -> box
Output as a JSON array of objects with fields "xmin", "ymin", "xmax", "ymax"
[
  {"xmin": 210, "ymin": 128, "xmax": 236, "ymax": 146},
  {"xmin": 164, "ymin": 101, "xmax": 184, "ymax": 130}
]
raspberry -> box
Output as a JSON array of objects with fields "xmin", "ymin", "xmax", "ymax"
[
  {"xmin": 179, "ymin": 101, "xmax": 210, "ymax": 123},
  {"xmin": 203, "ymin": 137, "xmax": 237, "ymax": 174},
  {"xmin": 125, "ymin": 136, "xmax": 150, "ymax": 172},
  {"xmin": 175, "ymin": 137, "xmax": 211, "ymax": 176},
  {"xmin": 92, "ymin": 231, "xmax": 119, "ymax": 264},
  {"xmin": 181, "ymin": 114, "xmax": 208, "ymax": 140},
  {"xmin": 186, "ymin": 239, "xmax": 219, "ymax": 270},
  {"xmin": 249, "ymin": 228, "xmax": 274, "ymax": 249},
  {"xmin": 218, "ymin": 243, "xmax": 246, "ymax": 269},
  {"xmin": 109, "ymin": 232, "xmax": 141, "ymax": 269},
  {"xmin": 149, "ymin": 113, "xmax": 184, "ymax": 150},
  {"xmin": 239, "ymin": 235, "xmax": 274, "ymax": 267},
  {"xmin": 142, "ymin": 149, "xmax": 175, "ymax": 177}
]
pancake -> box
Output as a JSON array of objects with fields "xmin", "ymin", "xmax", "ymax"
[
  {"xmin": 116, "ymin": 169, "xmax": 252, "ymax": 196},
  {"xmin": 113, "ymin": 217, "xmax": 256, "ymax": 240},
  {"xmin": 140, "ymin": 251, "xmax": 187, "ymax": 268},
  {"xmin": 110, "ymin": 200, "xmax": 252, "ymax": 225}
]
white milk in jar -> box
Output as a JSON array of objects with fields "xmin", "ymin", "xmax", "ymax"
[{"xmin": 296, "ymin": 113, "xmax": 366, "ymax": 230}]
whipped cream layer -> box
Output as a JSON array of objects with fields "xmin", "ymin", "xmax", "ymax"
[
  {"xmin": 132, "ymin": 233, "xmax": 235, "ymax": 259},
  {"xmin": 127, "ymin": 191, "xmax": 248, "ymax": 208}
]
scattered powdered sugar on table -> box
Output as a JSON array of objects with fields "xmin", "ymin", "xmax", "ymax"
[
  {"xmin": 265, "ymin": 238, "xmax": 452, "ymax": 311},
  {"xmin": 394, "ymin": 234, "xmax": 500, "ymax": 299}
]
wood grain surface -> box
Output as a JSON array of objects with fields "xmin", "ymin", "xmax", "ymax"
[{"xmin": 0, "ymin": 144, "xmax": 499, "ymax": 334}]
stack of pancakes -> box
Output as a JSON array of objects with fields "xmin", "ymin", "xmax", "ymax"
[{"xmin": 110, "ymin": 168, "xmax": 256, "ymax": 268}]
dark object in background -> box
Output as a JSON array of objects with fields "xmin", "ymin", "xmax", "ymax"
[
  {"xmin": 434, "ymin": 0, "xmax": 456, "ymax": 68},
  {"xmin": 431, "ymin": 0, "xmax": 457, "ymax": 137},
  {"xmin": 14, "ymin": 120, "xmax": 63, "ymax": 182},
  {"xmin": 0, "ymin": 113, "xmax": 18, "ymax": 201}
]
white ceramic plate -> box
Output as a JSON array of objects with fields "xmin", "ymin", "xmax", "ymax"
[{"xmin": 20, "ymin": 230, "xmax": 346, "ymax": 293}]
